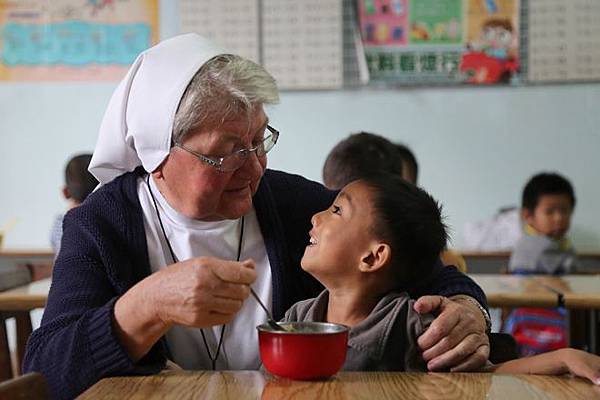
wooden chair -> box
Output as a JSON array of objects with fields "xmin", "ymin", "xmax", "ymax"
[
  {"xmin": 440, "ymin": 250, "xmax": 467, "ymax": 273},
  {"xmin": 0, "ymin": 322, "xmax": 10, "ymax": 382},
  {"xmin": 0, "ymin": 372, "xmax": 47, "ymax": 400},
  {"xmin": 0, "ymin": 312, "xmax": 33, "ymax": 379},
  {"xmin": 0, "ymin": 266, "xmax": 33, "ymax": 380},
  {"xmin": 489, "ymin": 332, "xmax": 519, "ymax": 364}
]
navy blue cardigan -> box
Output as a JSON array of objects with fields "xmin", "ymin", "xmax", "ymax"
[{"xmin": 24, "ymin": 168, "xmax": 486, "ymax": 399}]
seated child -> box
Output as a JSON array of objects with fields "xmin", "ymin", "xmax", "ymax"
[
  {"xmin": 504, "ymin": 172, "xmax": 576, "ymax": 356},
  {"xmin": 50, "ymin": 153, "xmax": 98, "ymax": 256},
  {"xmin": 509, "ymin": 172, "xmax": 577, "ymax": 274},
  {"xmin": 322, "ymin": 132, "xmax": 404, "ymax": 190},
  {"xmin": 394, "ymin": 142, "xmax": 419, "ymax": 185},
  {"xmin": 283, "ymin": 174, "xmax": 600, "ymax": 384}
]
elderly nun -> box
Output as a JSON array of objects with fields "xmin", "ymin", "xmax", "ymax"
[{"xmin": 24, "ymin": 34, "xmax": 490, "ymax": 399}]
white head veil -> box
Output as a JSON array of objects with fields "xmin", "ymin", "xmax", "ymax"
[{"xmin": 89, "ymin": 33, "xmax": 225, "ymax": 185}]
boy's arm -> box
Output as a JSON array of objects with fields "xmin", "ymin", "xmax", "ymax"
[
  {"xmin": 403, "ymin": 301, "xmax": 435, "ymax": 372},
  {"xmin": 488, "ymin": 348, "xmax": 600, "ymax": 385},
  {"xmin": 406, "ymin": 262, "xmax": 491, "ymax": 372}
]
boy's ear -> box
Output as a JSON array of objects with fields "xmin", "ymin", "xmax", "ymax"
[
  {"xmin": 359, "ymin": 242, "xmax": 391, "ymax": 273},
  {"xmin": 62, "ymin": 186, "xmax": 71, "ymax": 200}
]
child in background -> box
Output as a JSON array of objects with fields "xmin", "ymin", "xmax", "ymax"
[
  {"xmin": 322, "ymin": 132, "xmax": 403, "ymax": 190},
  {"xmin": 504, "ymin": 172, "xmax": 577, "ymax": 356},
  {"xmin": 50, "ymin": 154, "xmax": 98, "ymax": 256},
  {"xmin": 509, "ymin": 172, "xmax": 577, "ymax": 274},
  {"xmin": 394, "ymin": 142, "xmax": 419, "ymax": 184},
  {"xmin": 322, "ymin": 132, "xmax": 467, "ymax": 273},
  {"xmin": 283, "ymin": 174, "xmax": 600, "ymax": 383}
]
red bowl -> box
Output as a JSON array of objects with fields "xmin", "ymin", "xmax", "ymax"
[{"xmin": 257, "ymin": 321, "xmax": 349, "ymax": 380}]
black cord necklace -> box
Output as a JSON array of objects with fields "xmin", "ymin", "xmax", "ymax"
[{"xmin": 146, "ymin": 174, "xmax": 245, "ymax": 370}]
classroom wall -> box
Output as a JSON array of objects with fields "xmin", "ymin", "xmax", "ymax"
[
  {"xmin": 267, "ymin": 85, "xmax": 600, "ymax": 251},
  {"xmin": 1, "ymin": 1, "xmax": 599, "ymax": 251}
]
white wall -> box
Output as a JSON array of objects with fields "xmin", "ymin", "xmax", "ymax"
[
  {"xmin": 1, "ymin": 1, "xmax": 599, "ymax": 251},
  {"xmin": 267, "ymin": 85, "xmax": 600, "ymax": 250}
]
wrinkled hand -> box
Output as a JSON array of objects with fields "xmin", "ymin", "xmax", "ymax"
[
  {"xmin": 563, "ymin": 348, "xmax": 600, "ymax": 385},
  {"xmin": 414, "ymin": 295, "xmax": 489, "ymax": 372},
  {"xmin": 150, "ymin": 256, "xmax": 256, "ymax": 328}
]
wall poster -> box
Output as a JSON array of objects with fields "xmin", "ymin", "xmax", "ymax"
[
  {"xmin": 0, "ymin": 0, "xmax": 159, "ymax": 81},
  {"xmin": 357, "ymin": 0, "xmax": 520, "ymax": 85}
]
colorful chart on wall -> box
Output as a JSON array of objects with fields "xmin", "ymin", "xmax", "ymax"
[
  {"xmin": 357, "ymin": 0, "xmax": 520, "ymax": 85},
  {"xmin": 0, "ymin": 0, "xmax": 159, "ymax": 81}
]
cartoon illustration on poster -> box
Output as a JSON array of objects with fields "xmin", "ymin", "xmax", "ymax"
[
  {"xmin": 460, "ymin": 0, "xmax": 520, "ymax": 84},
  {"xmin": 357, "ymin": 0, "xmax": 409, "ymax": 46},
  {"xmin": 408, "ymin": 0, "xmax": 462, "ymax": 45},
  {"xmin": 0, "ymin": 0, "xmax": 159, "ymax": 81}
]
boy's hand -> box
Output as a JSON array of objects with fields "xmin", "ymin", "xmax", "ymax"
[
  {"xmin": 563, "ymin": 348, "xmax": 600, "ymax": 385},
  {"xmin": 492, "ymin": 347, "xmax": 600, "ymax": 385},
  {"xmin": 414, "ymin": 295, "xmax": 490, "ymax": 371}
]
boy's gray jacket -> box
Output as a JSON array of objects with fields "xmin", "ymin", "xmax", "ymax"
[{"xmin": 284, "ymin": 290, "xmax": 433, "ymax": 371}]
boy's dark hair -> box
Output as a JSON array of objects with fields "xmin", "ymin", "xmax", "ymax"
[
  {"xmin": 361, "ymin": 173, "xmax": 448, "ymax": 287},
  {"xmin": 323, "ymin": 132, "xmax": 403, "ymax": 190},
  {"xmin": 394, "ymin": 143, "xmax": 419, "ymax": 184},
  {"xmin": 522, "ymin": 172, "xmax": 576, "ymax": 213},
  {"xmin": 65, "ymin": 154, "xmax": 98, "ymax": 203}
]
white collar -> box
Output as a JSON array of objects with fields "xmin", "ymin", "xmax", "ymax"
[{"xmin": 146, "ymin": 174, "xmax": 238, "ymax": 231}]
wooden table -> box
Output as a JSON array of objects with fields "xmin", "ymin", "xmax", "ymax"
[
  {"xmin": 0, "ymin": 250, "xmax": 54, "ymax": 273},
  {"xmin": 0, "ymin": 249, "xmax": 54, "ymax": 260},
  {"xmin": 0, "ymin": 249, "xmax": 54, "ymax": 282},
  {"xmin": 0, "ymin": 278, "xmax": 50, "ymax": 311},
  {"xmin": 534, "ymin": 275, "xmax": 600, "ymax": 309},
  {"xmin": 462, "ymin": 251, "xmax": 600, "ymax": 274},
  {"xmin": 79, "ymin": 370, "xmax": 600, "ymax": 399},
  {"xmin": 0, "ymin": 278, "xmax": 50, "ymax": 379},
  {"xmin": 471, "ymin": 274, "xmax": 600, "ymax": 309},
  {"xmin": 469, "ymin": 274, "xmax": 560, "ymax": 308}
]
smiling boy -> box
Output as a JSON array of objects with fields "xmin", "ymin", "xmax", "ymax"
[{"xmin": 285, "ymin": 175, "xmax": 446, "ymax": 371}]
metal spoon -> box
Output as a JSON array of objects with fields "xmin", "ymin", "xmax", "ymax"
[{"xmin": 250, "ymin": 288, "xmax": 287, "ymax": 331}]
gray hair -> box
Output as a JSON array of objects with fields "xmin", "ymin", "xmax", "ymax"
[{"xmin": 172, "ymin": 54, "xmax": 279, "ymax": 143}]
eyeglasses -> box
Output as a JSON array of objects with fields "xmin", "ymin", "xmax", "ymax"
[{"xmin": 174, "ymin": 125, "xmax": 279, "ymax": 172}]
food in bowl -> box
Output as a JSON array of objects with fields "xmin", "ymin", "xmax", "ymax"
[{"xmin": 257, "ymin": 321, "xmax": 349, "ymax": 380}]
